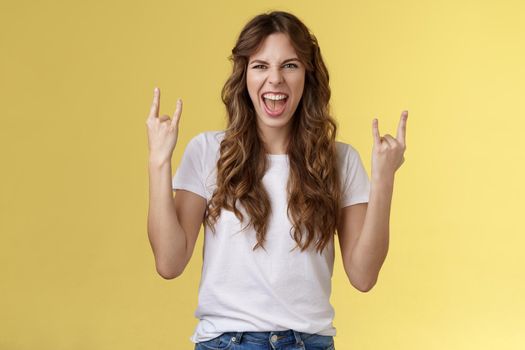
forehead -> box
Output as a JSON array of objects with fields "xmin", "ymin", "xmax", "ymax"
[{"xmin": 249, "ymin": 32, "xmax": 298, "ymax": 61}]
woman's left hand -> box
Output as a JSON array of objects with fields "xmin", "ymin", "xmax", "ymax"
[{"xmin": 371, "ymin": 110, "xmax": 408, "ymax": 182}]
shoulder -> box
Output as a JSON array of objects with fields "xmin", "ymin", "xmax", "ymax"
[
  {"xmin": 185, "ymin": 130, "xmax": 225, "ymax": 149},
  {"xmin": 183, "ymin": 130, "xmax": 225, "ymax": 163},
  {"xmin": 190, "ymin": 130, "xmax": 225, "ymax": 146},
  {"xmin": 335, "ymin": 140, "xmax": 360, "ymax": 161}
]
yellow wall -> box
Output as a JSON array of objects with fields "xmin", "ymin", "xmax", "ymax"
[{"xmin": 1, "ymin": 0, "xmax": 524, "ymax": 349}]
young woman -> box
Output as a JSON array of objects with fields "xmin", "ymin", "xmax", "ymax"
[{"xmin": 146, "ymin": 11, "xmax": 408, "ymax": 350}]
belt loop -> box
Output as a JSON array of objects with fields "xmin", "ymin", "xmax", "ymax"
[
  {"xmin": 233, "ymin": 331, "xmax": 243, "ymax": 344},
  {"xmin": 292, "ymin": 330, "xmax": 304, "ymax": 346}
]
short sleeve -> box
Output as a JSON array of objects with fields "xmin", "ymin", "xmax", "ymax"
[
  {"xmin": 172, "ymin": 133, "xmax": 207, "ymax": 200},
  {"xmin": 341, "ymin": 144, "xmax": 370, "ymax": 207}
]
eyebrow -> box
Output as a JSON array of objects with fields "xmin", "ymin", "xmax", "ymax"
[{"xmin": 249, "ymin": 58, "xmax": 301, "ymax": 65}]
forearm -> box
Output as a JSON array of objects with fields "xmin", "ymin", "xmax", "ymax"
[
  {"xmin": 349, "ymin": 176, "xmax": 394, "ymax": 290},
  {"xmin": 147, "ymin": 159, "xmax": 187, "ymax": 278}
]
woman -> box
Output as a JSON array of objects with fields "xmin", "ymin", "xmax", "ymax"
[{"xmin": 146, "ymin": 10, "xmax": 408, "ymax": 350}]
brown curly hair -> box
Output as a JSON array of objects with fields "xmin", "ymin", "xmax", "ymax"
[{"xmin": 204, "ymin": 11, "xmax": 342, "ymax": 255}]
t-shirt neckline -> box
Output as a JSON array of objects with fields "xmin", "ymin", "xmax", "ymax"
[{"xmin": 266, "ymin": 153, "xmax": 288, "ymax": 160}]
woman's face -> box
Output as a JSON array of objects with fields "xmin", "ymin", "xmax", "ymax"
[{"xmin": 246, "ymin": 32, "xmax": 306, "ymax": 133}]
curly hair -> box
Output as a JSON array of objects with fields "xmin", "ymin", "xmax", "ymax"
[{"xmin": 204, "ymin": 11, "xmax": 342, "ymax": 255}]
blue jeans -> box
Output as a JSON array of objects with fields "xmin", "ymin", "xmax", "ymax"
[{"xmin": 194, "ymin": 329, "xmax": 335, "ymax": 350}]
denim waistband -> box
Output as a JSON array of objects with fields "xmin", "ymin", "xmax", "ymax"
[{"xmin": 229, "ymin": 329, "xmax": 306, "ymax": 346}]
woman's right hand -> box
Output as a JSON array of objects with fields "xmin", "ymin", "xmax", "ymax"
[{"xmin": 146, "ymin": 87, "xmax": 183, "ymax": 165}]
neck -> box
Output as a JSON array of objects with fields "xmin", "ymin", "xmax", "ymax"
[{"xmin": 257, "ymin": 123, "xmax": 291, "ymax": 155}]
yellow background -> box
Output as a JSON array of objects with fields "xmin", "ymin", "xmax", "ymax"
[{"xmin": 1, "ymin": 0, "xmax": 524, "ymax": 349}]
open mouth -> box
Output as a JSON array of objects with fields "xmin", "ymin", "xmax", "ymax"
[{"xmin": 261, "ymin": 93, "xmax": 288, "ymax": 117}]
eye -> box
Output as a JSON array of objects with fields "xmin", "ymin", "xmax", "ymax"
[
  {"xmin": 252, "ymin": 64, "xmax": 267, "ymax": 69},
  {"xmin": 283, "ymin": 63, "xmax": 298, "ymax": 69}
]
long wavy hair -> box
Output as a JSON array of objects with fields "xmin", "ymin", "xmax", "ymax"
[{"xmin": 204, "ymin": 11, "xmax": 342, "ymax": 255}]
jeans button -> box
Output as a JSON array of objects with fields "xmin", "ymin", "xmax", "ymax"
[{"xmin": 271, "ymin": 335, "xmax": 278, "ymax": 342}]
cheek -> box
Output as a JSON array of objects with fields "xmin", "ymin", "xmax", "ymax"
[
  {"xmin": 246, "ymin": 74, "xmax": 262, "ymax": 102},
  {"xmin": 286, "ymin": 69, "xmax": 304, "ymax": 86},
  {"xmin": 291, "ymin": 75, "xmax": 305, "ymax": 99}
]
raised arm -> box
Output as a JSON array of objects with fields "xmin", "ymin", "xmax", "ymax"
[{"xmin": 145, "ymin": 87, "xmax": 206, "ymax": 279}]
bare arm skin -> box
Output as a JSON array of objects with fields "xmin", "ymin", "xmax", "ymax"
[
  {"xmin": 337, "ymin": 111, "xmax": 408, "ymax": 292},
  {"xmin": 147, "ymin": 161, "xmax": 206, "ymax": 279},
  {"xmin": 337, "ymin": 179, "xmax": 393, "ymax": 293},
  {"xmin": 145, "ymin": 87, "xmax": 207, "ymax": 279}
]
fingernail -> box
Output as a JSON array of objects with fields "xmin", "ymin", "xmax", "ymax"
[{"xmin": 154, "ymin": 87, "xmax": 158, "ymax": 93}]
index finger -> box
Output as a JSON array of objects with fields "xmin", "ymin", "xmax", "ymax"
[
  {"xmin": 148, "ymin": 87, "xmax": 160, "ymax": 119},
  {"xmin": 396, "ymin": 110, "xmax": 408, "ymax": 146}
]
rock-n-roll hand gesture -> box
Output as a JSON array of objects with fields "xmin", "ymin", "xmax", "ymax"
[
  {"xmin": 146, "ymin": 87, "xmax": 183, "ymax": 165},
  {"xmin": 371, "ymin": 110, "xmax": 408, "ymax": 182}
]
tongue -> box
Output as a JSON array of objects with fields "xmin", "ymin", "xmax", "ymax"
[{"xmin": 265, "ymin": 98, "xmax": 286, "ymax": 111}]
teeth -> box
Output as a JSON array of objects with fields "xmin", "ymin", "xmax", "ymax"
[{"xmin": 262, "ymin": 93, "xmax": 287, "ymax": 101}]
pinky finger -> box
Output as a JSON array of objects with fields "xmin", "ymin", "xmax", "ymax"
[
  {"xmin": 372, "ymin": 118, "xmax": 381, "ymax": 147},
  {"xmin": 171, "ymin": 98, "xmax": 183, "ymax": 128}
]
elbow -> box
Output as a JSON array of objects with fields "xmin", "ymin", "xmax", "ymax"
[
  {"xmin": 152, "ymin": 251, "xmax": 187, "ymax": 280},
  {"xmin": 156, "ymin": 264, "xmax": 183, "ymax": 280},
  {"xmin": 356, "ymin": 280, "xmax": 376, "ymax": 293},
  {"xmin": 346, "ymin": 259, "xmax": 384, "ymax": 293},
  {"xmin": 350, "ymin": 275, "xmax": 378, "ymax": 293},
  {"xmin": 158, "ymin": 271, "xmax": 179, "ymax": 280}
]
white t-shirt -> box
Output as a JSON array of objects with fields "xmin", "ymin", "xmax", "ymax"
[{"xmin": 172, "ymin": 130, "xmax": 370, "ymax": 344}]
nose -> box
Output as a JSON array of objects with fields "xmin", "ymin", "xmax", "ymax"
[{"xmin": 268, "ymin": 67, "xmax": 283, "ymax": 85}]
